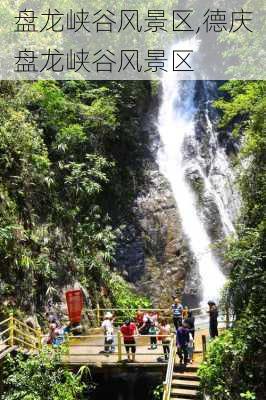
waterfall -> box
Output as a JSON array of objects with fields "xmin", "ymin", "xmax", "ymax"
[{"xmin": 156, "ymin": 44, "xmax": 237, "ymax": 305}]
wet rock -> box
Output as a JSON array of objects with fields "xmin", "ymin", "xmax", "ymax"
[{"xmin": 114, "ymin": 80, "xmax": 240, "ymax": 309}]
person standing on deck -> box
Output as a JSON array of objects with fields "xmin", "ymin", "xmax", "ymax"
[
  {"xmin": 171, "ymin": 297, "xmax": 183, "ymax": 329},
  {"xmin": 101, "ymin": 312, "xmax": 115, "ymax": 354},
  {"xmin": 208, "ymin": 300, "xmax": 219, "ymax": 338},
  {"xmin": 182, "ymin": 306, "xmax": 189, "ymax": 320},
  {"xmin": 135, "ymin": 308, "xmax": 144, "ymax": 330},
  {"xmin": 120, "ymin": 319, "xmax": 137, "ymax": 362},
  {"xmin": 187, "ymin": 332, "xmax": 194, "ymax": 364},
  {"xmin": 176, "ymin": 321, "xmax": 190, "ymax": 365},
  {"xmin": 148, "ymin": 311, "xmax": 158, "ymax": 350},
  {"xmin": 184, "ymin": 310, "xmax": 195, "ymax": 339},
  {"xmin": 157, "ymin": 319, "xmax": 171, "ymax": 361}
]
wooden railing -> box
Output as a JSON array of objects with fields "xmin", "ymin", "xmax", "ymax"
[{"xmin": 162, "ymin": 334, "xmax": 176, "ymax": 400}]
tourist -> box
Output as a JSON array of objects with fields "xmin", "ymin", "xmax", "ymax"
[
  {"xmin": 208, "ymin": 301, "xmax": 219, "ymax": 338},
  {"xmin": 46, "ymin": 320, "xmax": 59, "ymax": 345},
  {"xmin": 101, "ymin": 311, "xmax": 115, "ymax": 353},
  {"xmin": 185, "ymin": 310, "xmax": 195, "ymax": 339},
  {"xmin": 148, "ymin": 312, "xmax": 158, "ymax": 350},
  {"xmin": 172, "ymin": 297, "xmax": 183, "ymax": 329},
  {"xmin": 138, "ymin": 311, "xmax": 151, "ymax": 335},
  {"xmin": 157, "ymin": 319, "xmax": 171, "ymax": 361},
  {"xmin": 120, "ymin": 319, "xmax": 137, "ymax": 362},
  {"xmin": 187, "ymin": 332, "xmax": 194, "ymax": 364},
  {"xmin": 135, "ymin": 308, "xmax": 144, "ymax": 329},
  {"xmin": 45, "ymin": 311, "xmax": 60, "ymax": 328},
  {"xmin": 182, "ymin": 306, "xmax": 189, "ymax": 320},
  {"xmin": 176, "ymin": 321, "xmax": 190, "ymax": 365},
  {"xmin": 139, "ymin": 312, "xmax": 158, "ymax": 349}
]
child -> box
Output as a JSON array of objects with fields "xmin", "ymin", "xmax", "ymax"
[
  {"xmin": 148, "ymin": 312, "xmax": 158, "ymax": 350},
  {"xmin": 158, "ymin": 319, "xmax": 171, "ymax": 361}
]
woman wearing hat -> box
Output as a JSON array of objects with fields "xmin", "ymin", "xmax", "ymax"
[{"xmin": 101, "ymin": 312, "xmax": 115, "ymax": 353}]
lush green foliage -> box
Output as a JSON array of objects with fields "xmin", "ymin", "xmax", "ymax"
[
  {"xmin": 199, "ymin": 81, "xmax": 266, "ymax": 400},
  {"xmin": 152, "ymin": 384, "xmax": 163, "ymax": 400},
  {"xmin": 0, "ymin": 80, "xmax": 151, "ymax": 317},
  {"xmin": 2, "ymin": 349, "xmax": 86, "ymax": 400}
]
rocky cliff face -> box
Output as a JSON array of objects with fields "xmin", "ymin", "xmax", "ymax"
[{"xmin": 114, "ymin": 81, "xmax": 239, "ymax": 308}]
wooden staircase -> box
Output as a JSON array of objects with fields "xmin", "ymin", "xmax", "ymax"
[
  {"xmin": 170, "ymin": 364, "xmax": 200, "ymax": 399},
  {"xmin": 0, "ymin": 344, "xmax": 18, "ymax": 360}
]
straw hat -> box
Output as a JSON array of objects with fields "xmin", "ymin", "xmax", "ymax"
[{"xmin": 104, "ymin": 311, "xmax": 113, "ymax": 319}]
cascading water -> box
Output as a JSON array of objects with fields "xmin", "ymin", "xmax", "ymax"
[{"xmin": 156, "ymin": 42, "xmax": 237, "ymax": 305}]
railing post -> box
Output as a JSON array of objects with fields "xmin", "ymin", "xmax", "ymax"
[
  {"xmin": 117, "ymin": 331, "xmax": 122, "ymax": 362},
  {"xmin": 8, "ymin": 313, "xmax": 14, "ymax": 347},
  {"xmin": 162, "ymin": 382, "xmax": 167, "ymax": 400},
  {"xmin": 96, "ymin": 303, "xmax": 100, "ymax": 326},
  {"xmin": 172, "ymin": 333, "xmax": 176, "ymax": 364},
  {"xmin": 202, "ymin": 334, "xmax": 207, "ymax": 360}
]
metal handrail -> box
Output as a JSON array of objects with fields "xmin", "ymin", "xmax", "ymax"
[
  {"xmin": 91, "ymin": 305, "xmax": 208, "ymax": 326},
  {"xmin": 0, "ymin": 314, "xmax": 40, "ymax": 353},
  {"xmin": 162, "ymin": 334, "xmax": 176, "ymax": 400},
  {"xmin": 13, "ymin": 317, "xmax": 39, "ymax": 335},
  {"xmin": 0, "ymin": 317, "xmax": 11, "ymax": 327}
]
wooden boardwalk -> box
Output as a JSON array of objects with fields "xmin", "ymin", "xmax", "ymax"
[{"xmin": 62, "ymin": 328, "xmax": 206, "ymax": 367}]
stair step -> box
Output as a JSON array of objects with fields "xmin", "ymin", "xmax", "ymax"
[
  {"xmin": 0, "ymin": 345, "xmax": 18, "ymax": 360},
  {"xmin": 170, "ymin": 398, "xmax": 199, "ymax": 400},
  {"xmin": 171, "ymin": 388, "xmax": 198, "ymax": 398},
  {"xmin": 172, "ymin": 379, "xmax": 200, "ymax": 389},
  {"xmin": 174, "ymin": 366, "xmax": 198, "ymax": 373},
  {"xmin": 173, "ymin": 372, "xmax": 199, "ymax": 381}
]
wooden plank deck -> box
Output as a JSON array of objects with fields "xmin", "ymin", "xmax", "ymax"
[
  {"xmin": 65, "ymin": 334, "xmax": 167, "ymax": 366},
  {"xmin": 63, "ymin": 328, "xmax": 206, "ymax": 366}
]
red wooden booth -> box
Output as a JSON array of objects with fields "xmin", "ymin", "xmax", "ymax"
[{"xmin": 65, "ymin": 289, "xmax": 83, "ymax": 323}]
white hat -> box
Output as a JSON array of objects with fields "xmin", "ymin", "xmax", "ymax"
[{"xmin": 104, "ymin": 312, "xmax": 113, "ymax": 319}]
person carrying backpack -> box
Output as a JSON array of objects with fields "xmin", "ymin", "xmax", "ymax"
[{"xmin": 138, "ymin": 312, "xmax": 151, "ymax": 335}]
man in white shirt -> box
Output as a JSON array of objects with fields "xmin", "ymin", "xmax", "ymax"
[{"xmin": 101, "ymin": 312, "xmax": 115, "ymax": 353}]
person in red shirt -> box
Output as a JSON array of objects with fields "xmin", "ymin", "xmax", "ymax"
[{"xmin": 120, "ymin": 319, "xmax": 137, "ymax": 362}]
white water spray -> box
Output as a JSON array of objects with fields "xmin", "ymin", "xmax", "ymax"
[{"xmin": 157, "ymin": 40, "xmax": 229, "ymax": 304}]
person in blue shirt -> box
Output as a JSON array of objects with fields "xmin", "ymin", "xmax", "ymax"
[{"xmin": 171, "ymin": 297, "xmax": 183, "ymax": 329}]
